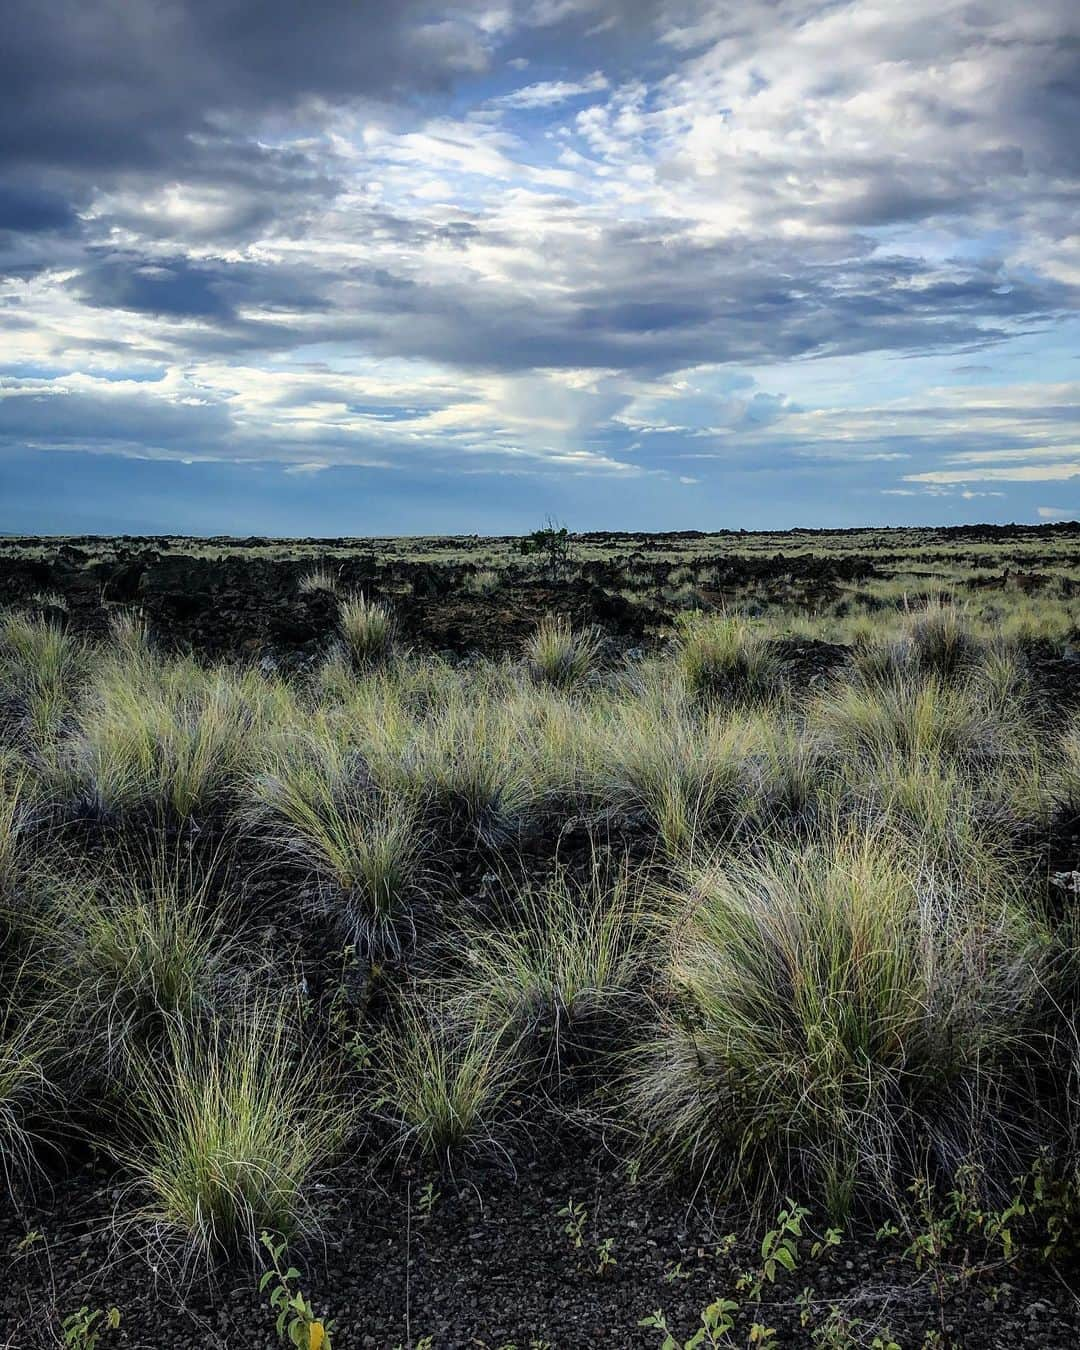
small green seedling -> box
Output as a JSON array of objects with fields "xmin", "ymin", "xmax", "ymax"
[
  {"xmin": 259, "ymin": 1231, "xmax": 334, "ymax": 1350},
  {"xmin": 61, "ymin": 1306, "xmax": 120, "ymax": 1350},
  {"xmin": 639, "ymin": 1297, "xmax": 740, "ymax": 1349},
  {"xmin": 558, "ymin": 1197, "xmax": 587, "ymax": 1249},
  {"xmin": 594, "ymin": 1236, "xmax": 617, "ymax": 1278},
  {"xmin": 417, "ymin": 1181, "xmax": 441, "ymax": 1221}
]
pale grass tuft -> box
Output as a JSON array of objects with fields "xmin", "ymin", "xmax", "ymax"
[
  {"xmin": 120, "ymin": 999, "xmax": 350, "ymax": 1255},
  {"xmin": 525, "ymin": 615, "xmax": 603, "ymax": 691}
]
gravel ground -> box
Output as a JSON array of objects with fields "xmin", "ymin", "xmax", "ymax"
[{"xmin": 4, "ymin": 1151, "xmax": 1080, "ymax": 1349}]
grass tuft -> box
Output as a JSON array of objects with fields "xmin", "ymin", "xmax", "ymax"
[
  {"xmin": 33, "ymin": 846, "xmax": 237, "ymax": 1065},
  {"xmin": 677, "ymin": 613, "xmax": 781, "ymax": 705},
  {"xmin": 630, "ymin": 823, "xmax": 1047, "ymax": 1213},
  {"xmin": 370, "ymin": 1002, "xmax": 520, "ymax": 1161},
  {"xmin": 338, "ymin": 593, "xmax": 394, "ymax": 667},
  {"xmin": 449, "ymin": 856, "xmax": 646, "ymax": 1079},
  {"xmin": 298, "ymin": 567, "xmax": 340, "ymax": 596},
  {"xmin": 525, "ymin": 615, "xmax": 603, "ymax": 691},
  {"xmin": 121, "ymin": 1000, "xmax": 348, "ymax": 1255},
  {"xmin": 251, "ymin": 731, "xmax": 424, "ymax": 954}
]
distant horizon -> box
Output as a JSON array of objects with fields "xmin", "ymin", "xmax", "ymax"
[
  {"xmin": 5, "ymin": 515, "xmax": 1080, "ymax": 545},
  {"xmin": 2, "ymin": 2, "xmax": 1077, "ymax": 532}
]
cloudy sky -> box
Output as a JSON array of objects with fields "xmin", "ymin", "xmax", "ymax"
[{"xmin": 2, "ymin": 0, "xmax": 1078, "ymax": 534}]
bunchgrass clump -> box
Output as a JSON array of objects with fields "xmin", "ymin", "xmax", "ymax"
[
  {"xmin": 449, "ymin": 857, "xmax": 646, "ymax": 1078},
  {"xmin": 905, "ymin": 597, "xmax": 980, "ymax": 677},
  {"xmin": 602, "ymin": 687, "xmax": 755, "ymax": 855},
  {"xmin": 33, "ymin": 847, "xmax": 237, "ymax": 1064},
  {"xmin": 370, "ymin": 1002, "xmax": 520, "ymax": 1162},
  {"xmin": 463, "ymin": 568, "xmax": 500, "ymax": 596},
  {"xmin": 405, "ymin": 695, "xmax": 533, "ymax": 844},
  {"xmin": 73, "ymin": 658, "xmax": 273, "ymax": 820},
  {"xmin": 525, "ymin": 615, "xmax": 603, "ymax": 691},
  {"xmin": 677, "ymin": 613, "xmax": 781, "ymax": 705},
  {"xmin": 0, "ymin": 987, "xmax": 57, "ymax": 1196},
  {"xmin": 121, "ymin": 1000, "xmax": 348, "ymax": 1255},
  {"xmin": 0, "ymin": 612, "xmax": 86, "ymax": 753},
  {"xmin": 338, "ymin": 593, "xmax": 393, "ymax": 668},
  {"xmin": 810, "ymin": 669, "xmax": 1019, "ymax": 772},
  {"xmin": 298, "ymin": 567, "xmax": 340, "ymax": 596},
  {"xmin": 0, "ymin": 748, "xmax": 41, "ymax": 900},
  {"xmin": 250, "ymin": 732, "xmax": 424, "ymax": 954},
  {"xmin": 630, "ymin": 823, "xmax": 1047, "ymax": 1214}
]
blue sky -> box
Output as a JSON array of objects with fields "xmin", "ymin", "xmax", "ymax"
[{"xmin": 1, "ymin": 1, "xmax": 1077, "ymax": 534}]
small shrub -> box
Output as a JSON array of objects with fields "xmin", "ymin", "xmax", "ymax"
[
  {"xmin": 259, "ymin": 1231, "xmax": 334, "ymax": 1349},
  {"xmin": 519, "ymin": 520, "xmax": 573, "ymax": 583},
  {"xmin": 525, "ymin": 615, "xmax": 602, "ymax": 691}
]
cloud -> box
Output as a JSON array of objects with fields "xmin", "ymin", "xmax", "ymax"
[
  {"xmin": 495, "ymin": 71, "xmax": 609, "ymax": 108},
  {"xmin": 0, "ymin": 0, "xmax": 1078, "ymax": 528},
  {"xmin": 1037, "ymin": 505, "xmax": 1073, "ymax": 519},
  {"xmin": 906, "ymin": 464, "xmax": 1080, "ymax": 484}
]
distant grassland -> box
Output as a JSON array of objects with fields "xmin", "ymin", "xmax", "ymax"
[{"xmin": 8, "ymin": 524, "xmax": 1080, "ymax": 651}]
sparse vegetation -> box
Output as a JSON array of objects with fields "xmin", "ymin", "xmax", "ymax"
[{"xmin": 5, "ymin": 526, "xmax": 1080, "ymax": 1343}]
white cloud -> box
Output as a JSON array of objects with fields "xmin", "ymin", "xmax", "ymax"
[
  {"xmin": 906, "ymin": 464, "xmax": 1080, "ymax": 484},
  {"xmin": 494, "ymin": 71, "xmax": 608, "ymax": 108},
  {"xmin": 1037, "ymin": 505, "xmax": 1073, "ymax": 519}
]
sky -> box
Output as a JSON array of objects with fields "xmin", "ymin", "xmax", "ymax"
[{"xmin": 1, "ymin": 0, "xmax": 1078, "ymax": 536}]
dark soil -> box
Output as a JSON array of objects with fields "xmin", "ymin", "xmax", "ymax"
[{"xmin": 5, "ymin": 1149, "xmax": 1080, "ymax": 1349}]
